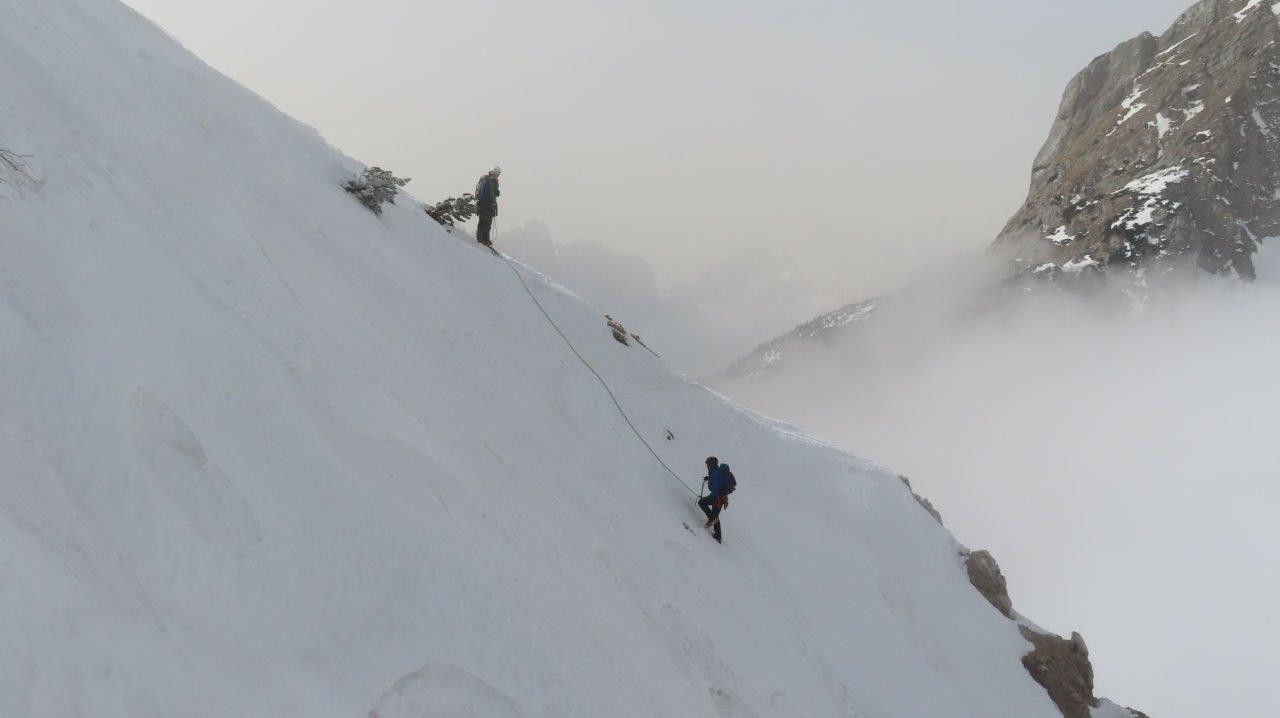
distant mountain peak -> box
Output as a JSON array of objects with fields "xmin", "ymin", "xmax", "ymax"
[{"xmin": 721, "ymin": 298, "xmax": 880, "ymax": 380}]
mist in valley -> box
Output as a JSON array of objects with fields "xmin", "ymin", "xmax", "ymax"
[
  {"xmin": 496, "ymin": 220, "xmax": 846, "ymax": 375},
  {"xmin": 716, "ymin": 249, "xmax": 1280, "ymax": 718}
]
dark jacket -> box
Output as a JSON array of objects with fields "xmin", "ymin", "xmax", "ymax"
[
  {"xmin": 476, "ymin": 175, "xmax": 500, "ymax": 215},
  {"xmin": 706, "ymin": 463, "xmax": 735, "ymax": 499}
]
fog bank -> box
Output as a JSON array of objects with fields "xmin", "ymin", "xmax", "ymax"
[
  {"xmin": 719, "ymin": 248, "xmax": 1280, "ymax": 718},
  {"xmin": 498, "ymin": 220, "xmax": 842, "ymax": 375}
]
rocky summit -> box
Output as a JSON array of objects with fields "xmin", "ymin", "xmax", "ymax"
[
  {"xmin": 997, "ymin": 0, "xmax": 1280, "ymax": 285},
  {"xmin": 726, "ymin": 0, "xmax": 1280, "ymax": 379}
]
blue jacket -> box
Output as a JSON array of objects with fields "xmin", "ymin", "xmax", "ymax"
[{"xmin": 706, "ymin": 464, "xmax": 734, "ymax": 498}]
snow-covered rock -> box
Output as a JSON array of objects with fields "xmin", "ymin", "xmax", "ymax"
[{"xmin": 721, "ymin": 299, "xmax": 879, "ymax": 379}]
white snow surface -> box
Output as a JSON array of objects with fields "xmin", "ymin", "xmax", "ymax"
[
  {"xmin": 0, "ymin": 1, "xmax": 1064, "ymax": 717},
  {"xmin": 825, "ymin": 301, "xmax": 879, "ymax": 329},
  {"xmin": 1122, "ymin": 165, "xmax": 1189, "ymax": 196},
  {"xmin": 1252, "ymin": 109, "xmax": 1275, "ymax": 139},
  {"xmin": 1108, "ymin": 166, "xmax": 1189, "ymax": 235},
  {"xmin": 1062, "ymin": 255, "xmax": 1102, "ymax": 274},
  {"xmin": 1046, "ymin": 225, "xmax": 1076, "ymax": 245},
  {"xmin": 1156, "ymin": 33, "xmax": 1197, "ymax": 57},
  {"xmin": 1116, "ymin": 86, "xmax": 1148, "ymax": 126},
  {"xmin": 1235, "ymin": 0, "xmax": 1264, "ymax": 22},
  {"xmin": 1092, "ymin": 699, "xmax": 1143, "ymax": 718}
]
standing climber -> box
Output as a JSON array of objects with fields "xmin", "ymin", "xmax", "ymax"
[
  {"xmin": 698, "ymin": 456, "xmax": 736, "ymax": 544},
  {"xmin": 475, "ymin": 166, "xmax": 501, "ymax": 247}
]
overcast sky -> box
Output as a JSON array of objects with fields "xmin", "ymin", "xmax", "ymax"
[{"xmin": 126, "ymin": 0, "xmax": 1193, "ymax": 303}]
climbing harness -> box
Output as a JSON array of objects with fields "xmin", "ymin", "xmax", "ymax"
[{"xmin": 497, "ymin": 253, "xmax": 701, "ymax": 498}]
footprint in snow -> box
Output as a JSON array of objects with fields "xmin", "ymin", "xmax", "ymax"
[{"xmin": 369, "ymin": 662, "xmax": 525, "ymax": 718}]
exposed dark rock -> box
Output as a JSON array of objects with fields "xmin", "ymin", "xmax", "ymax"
[
  {"xmin": 605, "ymin": 315, "xmax": 631, "ymax": 346},
  {"xmin": 963, "ymin": 549, "xmax": 1014, "ymax": 618},
  {"xmin": 898, "ymin": 475, "xmax": 943, "ymax": 525},
  {"xmin": 1020, "ymin": 627, "xmax": 1097, "ymax": 718},
  {"xmin": 961, "ymin": 545, "xmax": 1150, "ymax": 718},
  {"xmin": 996, "ymin": 0, "xmax": 1280, "ymax": 286}
]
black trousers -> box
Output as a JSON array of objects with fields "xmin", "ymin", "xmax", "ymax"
[
  {"xmin": 477, "ymin": 212, "xmax": 494, "ymax": 246},
  {"xmin": 698, "ymin": 496, "xmax": 724, "ymax": 541}
]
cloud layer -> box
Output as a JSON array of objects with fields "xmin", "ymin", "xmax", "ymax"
[{"xmin": 720, "ymin": 247, "xmax": 1280, "ymax": 718}]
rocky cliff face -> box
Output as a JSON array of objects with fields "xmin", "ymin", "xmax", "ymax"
[
  {"xmin": 728, "ymin": 0, "xmax": 1280, "ymax": 377},
  {"xmin": 720, "ymin": 298, "xmax": 879, "ymax": 379},
  {"xmin": 997, "ymin": 0, "xmax": 1280, "ymax": 286}
]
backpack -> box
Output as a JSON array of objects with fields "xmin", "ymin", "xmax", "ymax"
[
  {"xmin": 476, "ymin": 175, "xmax": 499, "ymax": 208},
  {"xmin": 722, "ymin": 469, "xmax": 737, "ymax": 495}
]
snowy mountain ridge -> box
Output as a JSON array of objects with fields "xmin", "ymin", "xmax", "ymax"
[
  {"xmin": 721, "ymin": 299, "xmax": 880, "ymax": 380},
  {"xmin": 1, "ymin": 1, "xmax": 1141, "ymax": 716}
]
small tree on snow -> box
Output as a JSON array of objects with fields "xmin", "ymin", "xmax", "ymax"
[
  {"xmin": 425, "ymin": 193, "xmax": 478, "ymax": 226},
  {"xmin": 343, "ymin": 166, "xmax": 410, "ymax": 215}
]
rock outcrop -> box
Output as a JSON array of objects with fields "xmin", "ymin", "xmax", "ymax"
[
  {"xmin": 899, "ymin": 475, "xmax": 943, "ymax": 525},
  {"xmin": 604, "ymin": 314, "xmax": 657, "ymax": 355},
  {"xmin": 996, "ymin": 0, "xmax": 1280, "ymax": 287},
  {"xmin": 964, "ymin": 549, "xmax": 1014, "ymax": 618},
  {"xmin": 892, "ymin": 478, "xmax": 1149, "ymax": 718},
  {"xmin": 1020, "ymin": 628, "xmax": 1099, "ymax": 718},
  {"xmin": 961, "ymin": 546, "xmax": 1148, "ymax": 718}
]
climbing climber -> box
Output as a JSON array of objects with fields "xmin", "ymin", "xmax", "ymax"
[
  {"xmin": 475, "ymin": 166, "xmax": 501, "ymax": 247},
  {"xmin": 698, "ymin": 456, "xmax": 737, "ymax": 544}
]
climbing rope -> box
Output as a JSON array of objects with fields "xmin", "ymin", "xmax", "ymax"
[{"xmin": 497, "ymin": 252, "xmax": 701, "ymax": 498}]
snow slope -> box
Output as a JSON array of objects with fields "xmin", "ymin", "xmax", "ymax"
[{"xmin": 1, "ymin": 1, "xmax": 1066, "ymax": 716}]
